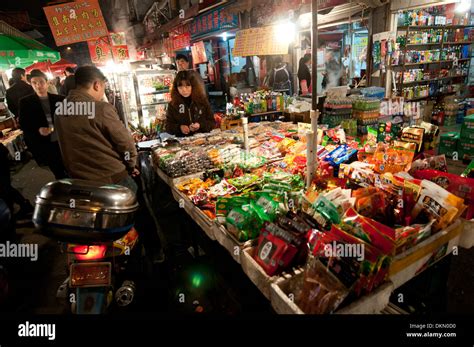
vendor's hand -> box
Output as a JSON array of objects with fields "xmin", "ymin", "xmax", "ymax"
[
  {"xmin": 180, "ymin": 125, "xmax": 190, "ymax": 135},
  {"xmin": 190, "ymin": 122, "xmax": 200, "ymax": 132},
  {"xmin": 39, "ymin": 127, "xmax": 52, "ymax": 136},
  {"xmin": 131, "ymin": 168, "xmax": 140, "ymax": 177}
]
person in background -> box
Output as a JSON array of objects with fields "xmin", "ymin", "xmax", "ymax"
[
  {"xmin": 54, "ymin": 77, "xmax": 61, "ymax": 92},
  {"xmin": 165, "ymin": 70, "xmax": 215, "ymax": 137},
  {"xmin": 18, "ymin": 69, "xmax": 67, "ymax": 179},
  {"xmin": 5, "ymin": 68, "xmax": 34, "ymax": 119},
  {"xmin": 268, "ymin": 55, "xmax": 293, "ymax": 95},
  {"xmin": 322, "ymin": 50, "xmax": 343, "ymax": 90},
  {"xmin": 0, "ymin": 143, "xmax": 33, "ymax": 223},
  {"xmin": 59, "ymin": 67, "xmax": 76, "ymax": 96},
  {"xmin": 54, "ymin": 66, "xmax": 138, "ymax": 191},
  {"xmin": 297, "ymin": 53, "xmax": 312, "ymax": 95},
  {"xmin": 175, "ymin": 54, "xmax": 190, "ymax": 71}
]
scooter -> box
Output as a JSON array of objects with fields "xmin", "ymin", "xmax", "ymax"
[{"xmin": 33, "ymin": 179, "xmax": 143, "ymax": 314}]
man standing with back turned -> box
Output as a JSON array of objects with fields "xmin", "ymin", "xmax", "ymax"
[{"xmin": 54, "ymin": 66, "xmax": 138, "ymax": 191}]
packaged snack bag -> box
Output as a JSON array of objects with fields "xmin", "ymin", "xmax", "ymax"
[
  {"xmin": 395, "ymin": 221, "xmax": 434, "ymax": 254},
  {"xmin": 412, "ymin": 170, "xmax": 474, "ymax": 220},
  {"xmin": 296, "ymin": 256, "xmax": 349, "ymax": 314},
  {"xmin": 401, "ymin": 126, "xmax": 425, "ymax": 152},
  {"xmin": 412, "ymin": 180, "xmax": 466, "ymax": 231},
  {"xmin": 371, "ymin": 141, "xmax": 417, "ymax": 173},
  {"xmin": 410, "ymin": 155, "xmax": 448, "ymax": 173},
  {"xmin": 254, "ymin": 224, "xmax": 299, "ymax": 276}
]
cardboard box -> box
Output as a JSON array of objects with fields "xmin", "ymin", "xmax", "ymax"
[{"xmin": 462, "ymin": 114, "xmax": 474, "ymax": 130}]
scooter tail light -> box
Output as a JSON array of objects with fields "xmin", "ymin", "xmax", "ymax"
[{"xmin": 71, "ymin": 245, "xmax": 107, "ymax": 261}]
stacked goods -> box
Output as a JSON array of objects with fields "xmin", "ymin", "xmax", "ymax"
[
  {"xmin": 438, "ymin": 132, "xmax": 459, "ymax": 158},
  {"xmin": 321, "ymin": 98, "xmax": 353, "ymax": 129},
  {"xmin": 459, "ymin": 115, "xmax": 474, "ymax": 161},
  {"xmin": 443, "ymin": 101, "xmax": 459, "ymax": 127},
  {"xmin": 352, "ymin": 97, "xmax": 381, "ymax": 135}
]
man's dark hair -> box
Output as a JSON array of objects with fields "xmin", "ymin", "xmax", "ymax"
[
  {"xmin": 176, "ymin": 54, "xmax": 189, "ymax": 63},
  {"xmin": 30, "ymin": 69, "xmax": 47, "ymax": 81},
  {"xmin": 75, "ymin": 66, "xmax": 106, "ymax": 88},
  {"xmin": 65, "ymin": 67, "xmax": 75, "ymax": 74},
  {"xmin": 11, "ymin": 68, "xmax": 26, "ymax": 81}
]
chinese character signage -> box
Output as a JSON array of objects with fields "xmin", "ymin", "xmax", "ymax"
[
  {"xmin": 173, "ymin": 33, "xmax": 191, "ymax": 51},
  {"xmin": 110, "ymin": 32, "xmax": 126, "ymax": 46},
  {"xmin": 191, "ymin": 41, "xmax": 207, "ymax": 64},
  {"xmin": 110, "ymin": 32, "xmax": 129, "ymax": 62},
  {"xmin": 190, "ymin": 6, "xmax": 238, "ymax": 39},
  {"xmin": 43, "ymin": 0, "xmax": 108, "ymax": 46},
  {"xmin": 87, "ymin": 33, "xmax": 130, "ymax": 65},
  {"xmin": 233, "ymin": 26, "xmax": 289, "ymax": 57},
  {"xmin": 87, "ymin": 36, "xmax": 113, "ymax": 66}
]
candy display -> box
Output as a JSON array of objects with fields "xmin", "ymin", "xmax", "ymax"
[{"xmin": 153, "ymin": 91, "xmax": 471, "ymax": 314}]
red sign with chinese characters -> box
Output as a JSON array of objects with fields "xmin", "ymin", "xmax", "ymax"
[
  {"xmin": 43, "ymin": 0, "xmax": 108, "ymax": 46},
  {"xmin": 88, "ymin": 35, "xmax": 130, "ymax": 64},
  {"xmin": 172, "ymin": 33, "xmax": 191, "ymax": 51},
  {"xmin": 111, "ymin": 45, "xmax": 129, "ymax": 62},
  {"xmin": 87, "ymin": 36, "xmax": 112, "ymax": 66}
]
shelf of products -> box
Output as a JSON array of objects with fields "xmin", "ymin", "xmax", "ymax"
[
  {"xmin": 398, "ymin": 25, "xmax": 474, "ymax": 30},
  {"xmin": 394, "ymin": 3, "xmax": 473, "ymax": 104},
  {"xmin": 117, "ymin": 69, "xmax": 175, "ymax": 133}
]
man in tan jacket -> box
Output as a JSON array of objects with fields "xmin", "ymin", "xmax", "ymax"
[{"xmin": 54, "ymin": 66, "xmax": 138, "ymax": 192}]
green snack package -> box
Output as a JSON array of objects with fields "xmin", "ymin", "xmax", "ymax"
[
  {"xmin": 312, "ymin": 196, "xmax": 341, "ymax": 228},
  {"xmin": 461, "ymin": 159, "xmax": 474, "ymax": 178},
  {"xmin": 226, "ymin": 207, "xmax": 251, "ymax": 238},
  {"xmin": 228, "ymin": 174, "xmax": 261, "ymax": 190},
  {"xmin": 216, "ymin": 196, "xmax": 251, "ymax": 217}
]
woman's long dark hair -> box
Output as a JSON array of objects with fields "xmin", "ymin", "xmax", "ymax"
[
  {"xmin": 170, "ymin": 70, "xmax": 208, "ymax": 108},
  {"xmin": 298, "ymin": 54, "xmax": 311, "ymax": 80}
]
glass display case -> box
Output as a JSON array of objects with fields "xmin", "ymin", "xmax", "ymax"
[{"xmin": 117, "ymin": 69, "xmax": 175, "ymax": 131}]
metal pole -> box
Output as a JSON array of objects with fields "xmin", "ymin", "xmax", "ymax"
[
  {"xmin": 306, "ymin": 0, "xmax": 320, "ymax": 190},
  {"xmin": 311, "ymin": 0, "xmax": 318, "ymax": 110}
]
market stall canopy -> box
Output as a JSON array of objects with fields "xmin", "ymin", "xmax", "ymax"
[
  {"xmin": 0, "ymin": 33, "xmax": 60, "ymax": 70},
  {"xmin": 49, "ymin": 58, "xmax": 77, "ymax": 74},
  {"xmin": 25, "ymin": 58, "xmax": 76, "ymax": 75},
  {"xmin": 25, "ymin": 60, "xmax": 52, "ymax": 74}
]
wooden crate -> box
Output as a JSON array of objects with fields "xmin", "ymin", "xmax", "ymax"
[
  {"xmin": 460, "ymin": 219, "xmax": 474, "ymax": 249},
  {"xmin": 389, "ymin": 220, "xmax": 463, "ymax": 289},
  {"xmin": 221, "ymin": 118, "xmax": 242, "ymax": 130},
  {"xmin": 270, "ymin": 271, "xmax": 393, "ymax": 314},
  {"xmin": 240, "ymin": 247, "xmax": 279, "ymax": 299},
  {"xmin": 170, "ymin": 187, "xmax": 216, "ymax": 241},
  {"xmin": 213, "ymin": 224, "xmax": 253, "ymax": 264}
]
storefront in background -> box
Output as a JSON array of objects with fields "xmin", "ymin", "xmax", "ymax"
[{"xmin": 295, "ymin": 1, "xmax": 371, "ymax": 95}]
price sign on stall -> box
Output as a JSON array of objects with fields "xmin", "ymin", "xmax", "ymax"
[{"xmin": 43, "ymin": 0, "xmax": 108, "ymax": 46}]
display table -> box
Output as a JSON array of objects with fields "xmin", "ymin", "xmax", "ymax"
[{"xmin": 153, "ymin": 164, "xmax": 473, "ymax": 314}]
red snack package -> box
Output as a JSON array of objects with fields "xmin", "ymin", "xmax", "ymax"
[
  {"xmin": 254, "ymin": 226, "xmax": 299, "ymax": 276},
  {"xmin": 342, "ymin": 208, "xmax": 396, "ymax": 255}
]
